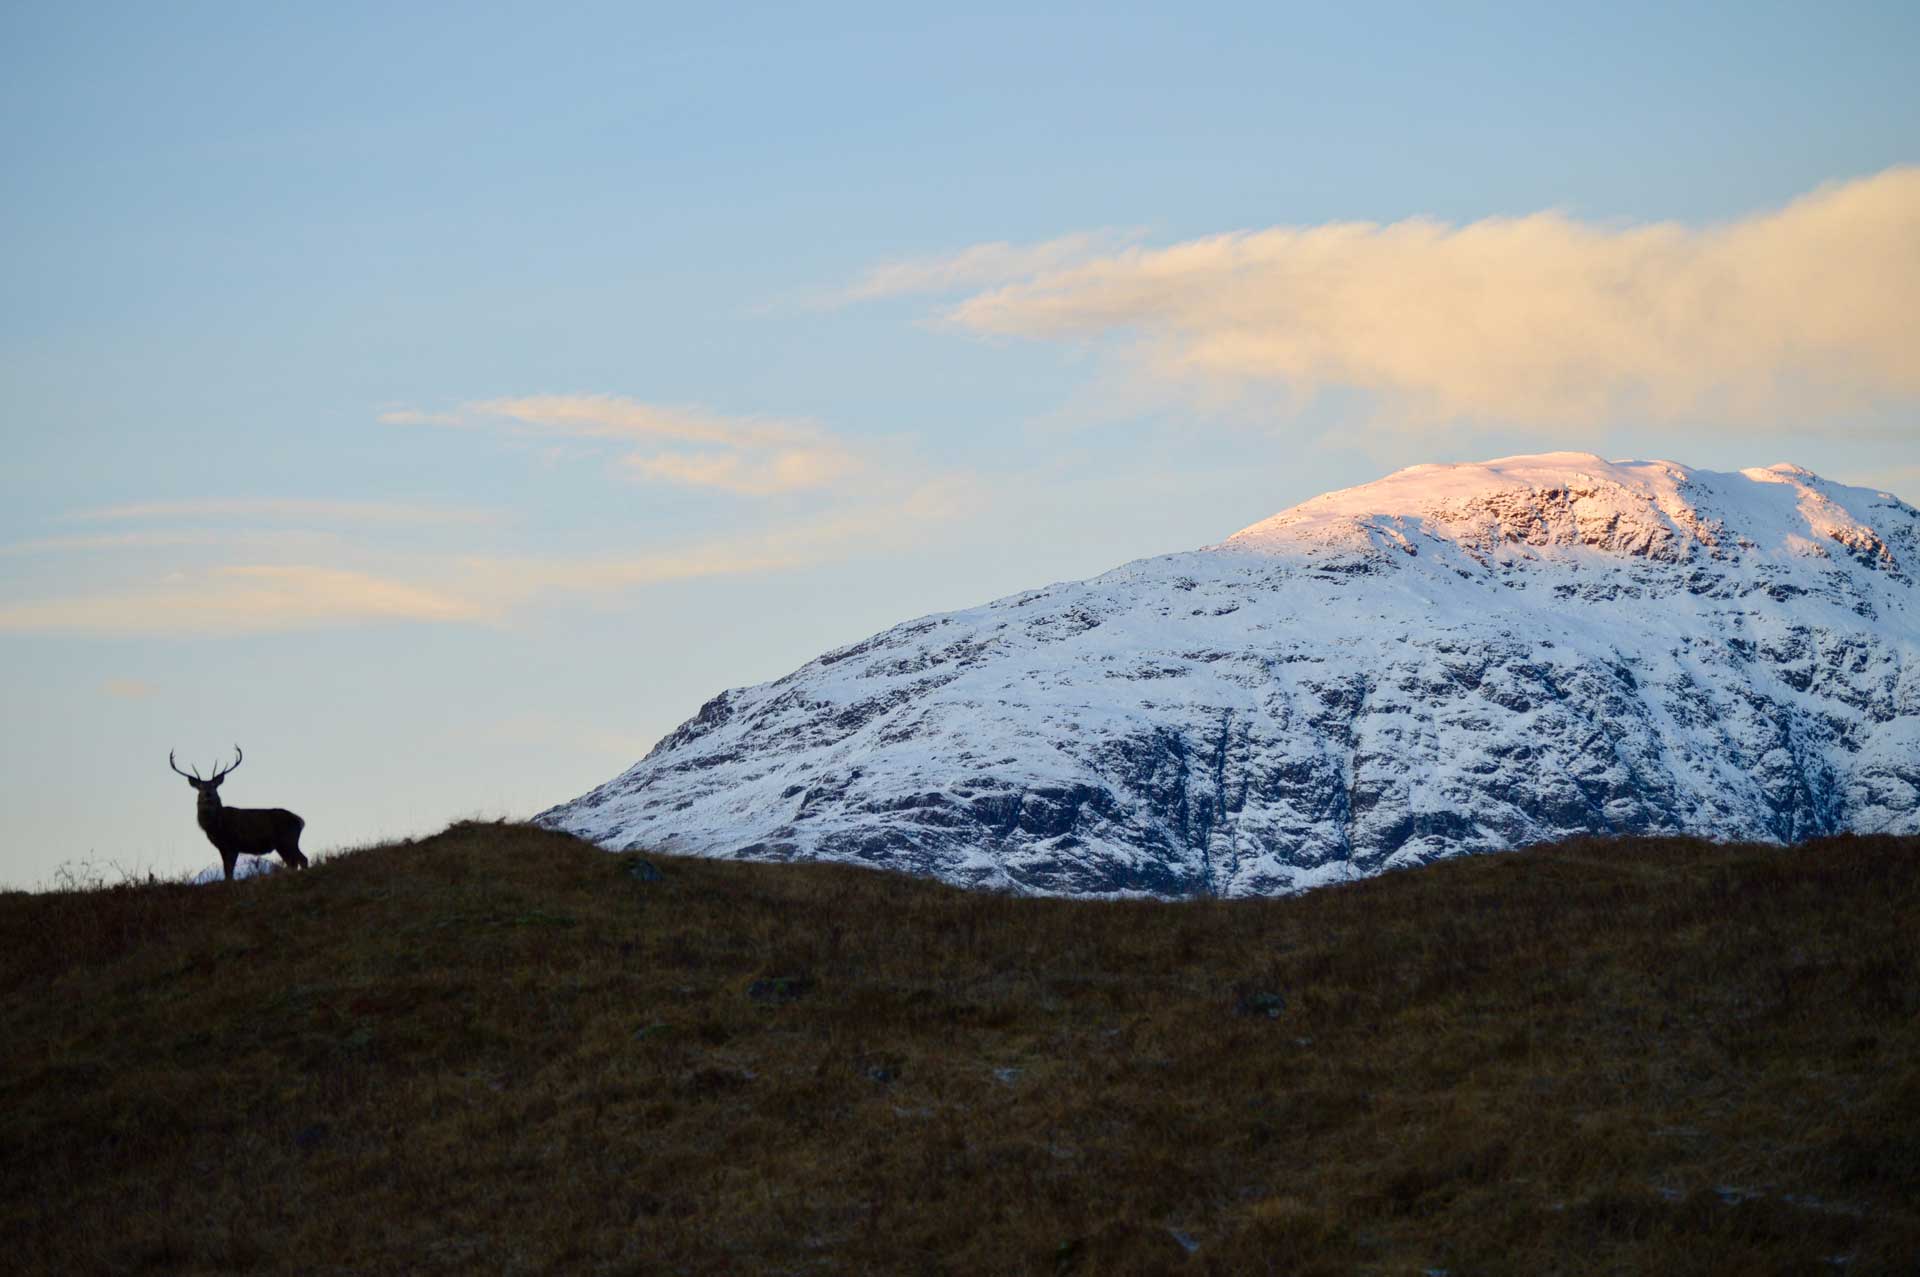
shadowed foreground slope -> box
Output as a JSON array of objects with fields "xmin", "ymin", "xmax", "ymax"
[{"xmin": 2, "ymin": 823, "xmax": 1916, "ymax": 1274}]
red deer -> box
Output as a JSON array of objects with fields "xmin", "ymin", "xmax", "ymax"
[{"xmin": 169, "ymin": 746, "xmax": 307, "ymax": 881}]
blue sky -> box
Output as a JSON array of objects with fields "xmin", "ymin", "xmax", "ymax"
[{"xmin": 3, "ymin": 2, "xmax": 1916, "ymax": 885}]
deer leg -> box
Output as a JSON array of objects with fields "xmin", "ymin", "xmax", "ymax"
[
  {"xmin": 222, "ymin": 850, "xmax": 238, "ymax": 882},
  {"xmin": 281, "ymin": 839, "xmax": 308, "ymax": 871}
]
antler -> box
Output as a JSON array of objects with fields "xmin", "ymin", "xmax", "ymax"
[
  {"xmin": 167, "ymin": 750, "xmax": 203, "ymax": 781},
  {"xmin": 209, "ymin": 744, "xmax": 244, "ymax": 782}
]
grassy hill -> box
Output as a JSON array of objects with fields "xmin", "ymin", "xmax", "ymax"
[{"xmin": 2, "ymin": 823, "xmax": 1916, "ymax": 1275}]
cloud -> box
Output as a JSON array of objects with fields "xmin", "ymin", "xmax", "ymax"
[
  {"xmin": 0, "ymin": 566, "xmax": 487, "ymax": 637},
  {"xmin": 456, "ymin": 475, "xmax": 982, "ymax": 606},
  {"xmin": 100, "ymin": 678, "xmax": 157, "ymax": 699},
  {"xmin": 3, "ymin": 531, "xmax": 257, "ymax": 556},
  {"xmin": 921, "ymin": 168, "xmax": 1920, "ymax": 430},
  {"xmin": 618, "ymin": 448, "xmax": 858, "ymax": 495},
  {"xmin": 3, "ymin": 390, "xmax": 975, "ymax": 638},
  {"xmin": 0, "ymin": 478, "xmax": 983, "ymax": 638},
  {"xmin": 66, "ymin": 498, "xmax": 496, "ymax": 525},
  {"xmin": 0, "ymin": 529, "xmax": 353, "ymax": 557},
  {"xmin": 388, "ymin": 394, "xmax": 867, "ymax": 495},
  {"xmin": 836, "ymin": 230, "xmax": 1142, "ymax": 302}
]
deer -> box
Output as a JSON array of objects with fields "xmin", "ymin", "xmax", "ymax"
[{"xmin": 168, "ymin": 745, "xmax": 308, "ymax": 881}]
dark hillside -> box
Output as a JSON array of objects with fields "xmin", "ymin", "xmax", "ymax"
[{"xmin": 2, "ymin": 824, "xmax": 1916, "ymax": 1274}]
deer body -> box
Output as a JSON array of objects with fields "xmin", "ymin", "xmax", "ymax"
[{"xmin": 171, "ymin": 747, "xmax": 308, "ymax": 881}]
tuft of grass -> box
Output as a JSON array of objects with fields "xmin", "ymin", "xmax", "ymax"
[{"xmin": 1, "ymin": 822, "xmax": 1916, "ymax": 1273}]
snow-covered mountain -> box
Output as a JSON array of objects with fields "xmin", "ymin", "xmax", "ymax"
[{"xmin": 538, "ymin": 453, "xmax": 1920, "ymax": 896}]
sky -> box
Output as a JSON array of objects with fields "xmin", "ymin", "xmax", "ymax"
[{"xmin": 2, "ymin": 2, "xmax": 1916, "ymax": 887}]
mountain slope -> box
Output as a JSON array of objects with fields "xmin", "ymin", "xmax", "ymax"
[{"xmin": 540, "ymin": 453, "xmax": 1920, "ymax": 895}]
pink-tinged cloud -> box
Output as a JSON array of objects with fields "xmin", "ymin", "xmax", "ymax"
[
  {"xmin": 66, "ymin": 498, "xmax": 496, "ymax": 525},
  {"xmin": 620, "ymin": 447, "xmax": 859, "ymax": 496},
  {"xmin": 99, "ymin": 678, "xmax": 158, "ymax": 699},
  {"xmin": 388, "ymin": 394, "xmax": 866, "ymax": 495},
  {"xmin": 456, "ymin": 476, "xmax": 983, "ymax": 604},
  {"xmin": 0, "ymin": 478, "xmax": 982, "ymax": 638},
  {"xmin": 838, "ymin": 230, "xmax": 1141, "ymax": 302},
  {"xmin": 0, "ymin": 566, "xmax": 486, "ymax": 637},
  {"xmin": 934, "ymin": 167, "xmax": 1920, "ymax": 429}
]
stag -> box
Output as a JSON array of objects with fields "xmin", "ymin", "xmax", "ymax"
[{"xmin": 168, "ymin": 745, "xmax": 308, "ymax": 881}]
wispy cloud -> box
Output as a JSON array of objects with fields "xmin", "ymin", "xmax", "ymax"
[
  {"xmin": 0, "ymin": 566, "xmax": 486, "ymax": 637},
  {"xmin": 456, "ymin": 475, "xmax": 981, "ymax": 606},
  {"xmin": 835, "ymin": 230, "xmax": 1142, "ymax": 303},
  {"xmin": 384, "ymin": 394, "xmax": 866, "ymax": 495},
  {"xmin": 100, "ymin": 678, "xmax": 157, "ymax": 699},
  {"xmin": 4, "ymin": 388, "xmax": 973, "ymax": 637},
  {"xmin": 0, "ymin": 477, "xmax": 983, "ymax": 638},
  {"xmin": 0, "ymin": 529, "xmax": 347, "ymax": 557},
  {"xmin": 893, "ymin": 168, "xmax": 1920, "ymax": 431},
  {"xmin": 66, "ymin": 498, "xmax": 496, "ymax": 525}
]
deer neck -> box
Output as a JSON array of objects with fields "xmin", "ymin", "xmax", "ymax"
[{"xmin": 196, "ymin": 790, "xmax": 225, "ymax": 833}]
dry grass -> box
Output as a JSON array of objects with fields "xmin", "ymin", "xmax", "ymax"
[{"xmin": 2, "ymin": 822, "xmax": 1916, "ymax": 1274}]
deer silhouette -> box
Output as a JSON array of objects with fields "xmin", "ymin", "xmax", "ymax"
[{"xmin": 169, "ymin": 745, "xmax": 307, "ymax": 881}]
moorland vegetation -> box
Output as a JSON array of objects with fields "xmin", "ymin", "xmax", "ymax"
[{"xmin": 2, "ymin": 822, "xmax": 1916, "ymax": 1273}]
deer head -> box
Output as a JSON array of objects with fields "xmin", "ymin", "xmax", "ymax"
[{"xmin": 169, "ymin": 745, "xmax": 243, "ymax": 804}]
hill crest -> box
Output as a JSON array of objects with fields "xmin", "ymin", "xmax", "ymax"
[{"xmin": 5, "ymin": 822, "xmax": 1916, "ymax": 1272}]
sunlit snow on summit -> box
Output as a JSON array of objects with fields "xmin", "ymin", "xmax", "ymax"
[{"xmin": 542, "ymin": 454, "xmax": 1920, "ymax": 897}]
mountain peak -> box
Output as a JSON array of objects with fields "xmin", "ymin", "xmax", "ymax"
[
  {"xmin": 541, "ymin": 452, "xmax": 1920, "ymax": 897},
  {"xmin": 1219, "ymin": 453, "xmax": 1906, "ymax": 575}
]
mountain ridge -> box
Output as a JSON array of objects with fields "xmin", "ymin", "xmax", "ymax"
[{"xmin": 539, "ymin": 453, "xmax": 1920, "ymax": 895}]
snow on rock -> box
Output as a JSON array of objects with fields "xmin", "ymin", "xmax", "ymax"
[
  {"xmin": 190, "ymin": 856, "xmax": 283, "ymax": 885},
  {"xmin": 537, "ymin": 453, "xmax": 1920, "ymax": 896}
]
